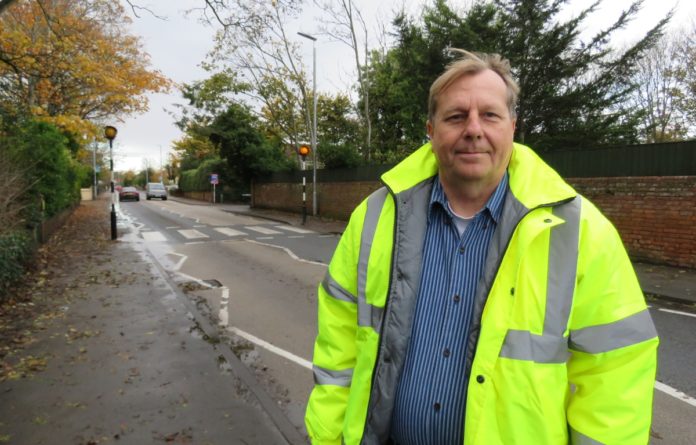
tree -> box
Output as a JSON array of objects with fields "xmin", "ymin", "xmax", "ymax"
[
  {"xmin": 491, "ymin": 0, "xmax": 670, "ymax": 150},
  {"xmin": 366, "ymin": 0, "xmax": 670, "ymax": 156},
  {"xmin": 0, "ymin": 0, "xmax": 170, "ymax": 137},
  {"xmin": 203, "ymin": 0, "xmax": 313, "ymax": 152},
  {"xmin": 628, "ymin": 34, "xmax": 689, "ymax": 142},
  {"xmin": 208, "ymin": 102, "xmax": 293, "ymax": 190},
  {"xmin": 316, "ymin": 92, "xmax": 361, "ymax": 168},
  {"xmin": 314, "ymin": 0, "xmax": 372, "ymax": 159}
]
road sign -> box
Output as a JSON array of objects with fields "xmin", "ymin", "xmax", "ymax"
[{"xmin": 211, "ymin": 173, "xmax": 219, "ymax": 185}]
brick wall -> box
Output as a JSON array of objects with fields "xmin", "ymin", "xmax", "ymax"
[
  {"xmin": 252, "ymin": 181, "xmax": 383, "ymax": 220},
  {"xmin": 252, "ymin": 176, "xmax": 696, "ymax": 268},
  {"xmin": 569, "ymin": 176, "xmax": 696, "ymax": 269}
]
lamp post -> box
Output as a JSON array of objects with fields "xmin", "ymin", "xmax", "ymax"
[
  {"xmin": 298, "ymin": 31, "xmax": 318, "ymax": 216},
  {"xmin": 104, "ymin": 125, "xmax": 118, "ymax": 240}
]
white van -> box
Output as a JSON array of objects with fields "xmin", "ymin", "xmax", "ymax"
[{"xmin": 146, "ymin": 182, "xmax": 167, "ymax": 200}]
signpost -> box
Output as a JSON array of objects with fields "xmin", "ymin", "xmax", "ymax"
[{"xmin": 211, "ymin": 173, "xmax": 219, "ymax": 204}]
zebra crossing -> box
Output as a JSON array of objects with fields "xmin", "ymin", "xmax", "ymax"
[{"xmin": 139, "ymin": 224, "xmax": 318, "ymax": 243}]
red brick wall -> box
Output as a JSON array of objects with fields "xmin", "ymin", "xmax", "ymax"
[
  {"xmin": 252, "ymin": 181, "xmax": 382, "ymax": 220},
  {"xmin": 569, "ymin": 176, "xmax": 696, "ymax": 269},
  {"xmin": 253, "ymin": 176, "xmax": 696, "ymax": 268}
]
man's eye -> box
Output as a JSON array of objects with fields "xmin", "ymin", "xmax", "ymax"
[{"xmin": 446, "ymin": 114, "xmax": 465, "ymax": 121}]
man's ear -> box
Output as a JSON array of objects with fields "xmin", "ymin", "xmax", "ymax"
[{"xmin": 426, "ymin": 120, "xmax": 433, "ymax": 141}]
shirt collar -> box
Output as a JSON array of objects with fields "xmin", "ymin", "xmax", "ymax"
[{"xmin": 429, "ymin": 172, "xmax": 509, "ymax": 224}]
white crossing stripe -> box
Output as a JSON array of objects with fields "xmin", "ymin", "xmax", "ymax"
[
  {"xmin": 244, "ymin": 226, "xmax": 282, "ymax": 235},
  {"xmin": 142, "ymin": 231, "xmax": 167, "ymax": 242},
  {"xmin": 215, "ymin": 227, "xmax": 247, "ymax": 237},
  {"xmin": 178, "ymin": 229, "xmax": 209, "ymax": 239},
  {"xmin": 275, "ymin": 225, "xmax": 314, "ymax": 234}
]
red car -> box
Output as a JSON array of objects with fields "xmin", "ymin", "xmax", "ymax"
[{"xmin": 119, "ymin": 186, "xmax": 140, "ymax": 202}]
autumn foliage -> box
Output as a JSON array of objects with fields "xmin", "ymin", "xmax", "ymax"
[{"xmin": 0, "ymin": 0, "xmax": 171, "ymax": 137}]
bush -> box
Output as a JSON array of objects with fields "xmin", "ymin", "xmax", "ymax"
[
  {"xmin": 179, "ymin": 157, "xmax": 230, "ymax": 192},
  {"xmin": 318, "ymin": 143, "xmax": 362, "ymax": 169},
  {"xmin": 0, "ymin": 230, "xmax": 34, "ymax": 300},
  {"xmin": 11, "ymin": 120, "xmax": 81, "ymax": 217}
]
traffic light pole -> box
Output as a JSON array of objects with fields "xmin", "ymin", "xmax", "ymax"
[
  {"xmin": 301, "ymin": 158, "xmax": 307, "ymax": 225},
  {"xmin": 109, "ymin": 138, "xmax": 117, "ymax": 240}
]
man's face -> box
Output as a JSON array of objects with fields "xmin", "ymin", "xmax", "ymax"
[{"xmin": 427, "ymin": 69, "xmax": 516, "ymax": 190}]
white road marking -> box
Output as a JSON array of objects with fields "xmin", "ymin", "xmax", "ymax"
[
  {"xmin": 288, "ymin": 235, "xmax": 305, "ymax": 239},
  {"xmin": 141, "ymin": 231, "xmax": 167, "ymax": 242},
  {"xmin": 185, "ymin": 241, "xmax": 207, "ymax": 245},
  {"xmin": 227, "ymin": 327, "xmax": 312, "ymax": 370},
  {"xmin": 655, "ymin": 381, "xmax": 696, "ymax": 407},
  {"xmin": 275, "ymin": 225, "xmax": 314, "ymax": 234},
  {"xmin": 246, "ymin": 239, "xmax": 327, "ymax": 267},
  {"xmin": 256, "ymin": 236, "xmax": 274, "ymax": 240},
  {"xmin": 245, "ymin": 226, "xmax": 282, "ymax": 235},
  {"xmin": 658, "ymin": 308, "xmax": 696, "ymax": 318},
  {"xmin": 319, "ymin": 234, "xmax": 335, "ymax": 238},
  {"xmin": 215, "ymin": 227, "xmax": 247, "ymax": 237},
  {"xmin": 219, "ymin": 287, "xmax": 229, "ymax": 328},
  {"xmin": 166, "ymin": 252, "xmax": 187, "ymax": 271},
  {"xmin": 194, "ymin": 224, "xmax": 206, "ymax": 228},
  {"xmin": 178, "ymin": 229, "xmax": 208, "ymax": 239},
  {"xmin": 165, "ymin": 226, "xmax": 181, "ymax": 230}
]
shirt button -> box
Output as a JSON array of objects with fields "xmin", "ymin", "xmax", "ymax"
[
  {"xmin": 433, "ymin": 402, "xmax": 441, "ymax": 411},
  {"xmin": 453, "ymin": 294, "xmax": 461, "ymax": 303},
  {"xmin": 443, "ymin": 348, "xmax": 450, "ymax": 358},
  {"xmin": 476, "ymin": 375, "xmax": 485, "ymax": 384},
  {"xmin": 459, "ymin": 246, "xmax": 465, "ymax": 254}
]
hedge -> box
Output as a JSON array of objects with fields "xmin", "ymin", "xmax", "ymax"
[{"xmin": 0, "ymin": 230, "xmax": 35, "ymax": 301}]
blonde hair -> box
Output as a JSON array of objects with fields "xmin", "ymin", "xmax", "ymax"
[{"xmin": 428, "ymin": 49, "xmax": 519, "ymax": 121}]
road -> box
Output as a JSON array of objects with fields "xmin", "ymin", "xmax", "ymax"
[{"xmin": 117, "ymin": 194, "xmax": 696, "ymax": 444}]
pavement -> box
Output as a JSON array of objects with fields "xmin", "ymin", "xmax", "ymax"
[
  {"xmin": 1, "ymin": 194, "xmax": 693, "ymax": 444},
  {"xmin": 0, "ymin": 195, "xmax": 305, "ymax": 445}
]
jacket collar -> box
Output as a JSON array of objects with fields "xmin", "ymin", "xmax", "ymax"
[{"xmin": 381, "ymin": 142, "xmax": 577, "ymax": 209}]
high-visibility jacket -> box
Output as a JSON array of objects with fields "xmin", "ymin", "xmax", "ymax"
[{"xmin": 305, "ymin": 143, "xmax": 658, "ymax": 445}]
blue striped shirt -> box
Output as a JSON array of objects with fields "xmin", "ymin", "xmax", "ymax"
[{"xmin": 390, "ymin": 173, "xmax": 509, "ymax": 445}]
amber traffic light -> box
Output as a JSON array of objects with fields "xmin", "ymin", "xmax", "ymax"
[{"xmin": 298, "ymin": 144, "xmax": 311, "ymax": 158}]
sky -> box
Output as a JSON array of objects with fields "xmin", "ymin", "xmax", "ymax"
[{"xmin": 112, "ymin": 0, "xmax": 695, "ymax": 172}]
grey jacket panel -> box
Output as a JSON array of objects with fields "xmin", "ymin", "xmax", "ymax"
[{"xmin": 361, "ymin": 178, "xmax": 433, "ymax": 444}]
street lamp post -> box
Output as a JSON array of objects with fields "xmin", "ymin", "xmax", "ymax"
[
  {"xmin": 298, "ymin": 31, "xmax": 318, "ymax": 216},
  {"xmin": 104, "ymin": 126, "xmax": 118, "ymax": 240}
]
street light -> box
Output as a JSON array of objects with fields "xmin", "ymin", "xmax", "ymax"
[
  {"xmin": 298, "ymin": 31, "xmax": 318, "ymax": 216},
  {"xmin": 104, "ymin": 125, "xmax": 118, "ymax": 240}
]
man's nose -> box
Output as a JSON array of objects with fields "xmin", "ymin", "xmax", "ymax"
[{"xmin": 462, "ymin": 114, "xmax": 482, "ymax": 139}]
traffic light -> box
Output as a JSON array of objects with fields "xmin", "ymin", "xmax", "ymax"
[{"xmin": 298, "ymin": 144, "xmax": 311, "ymax": 160}]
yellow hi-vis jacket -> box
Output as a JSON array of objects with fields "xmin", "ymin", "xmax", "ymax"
[{"xmin": 305, "ymin": 143, "xmax": 659, "ymax": 445}]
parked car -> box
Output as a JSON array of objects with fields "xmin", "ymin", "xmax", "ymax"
[
  {"xmin": 119, "ymin": 186, "xmax": 140, "ymax": 202},
  {"xmin": 146, "ymin": 182, "xmax": 167, "ymax": 200}
]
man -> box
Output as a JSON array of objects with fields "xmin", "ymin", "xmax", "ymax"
[{"xmin": 305, "ymin": 49, "xmax": 658, "ymax": 445}]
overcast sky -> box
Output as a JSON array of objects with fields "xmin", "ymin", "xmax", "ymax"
[{"xmin": 112, "ymin": 0, "xmax": 695, "ymax": 172}]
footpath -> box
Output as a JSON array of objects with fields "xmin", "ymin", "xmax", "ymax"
[
  {"xmin": 1, "ymin": 195, "xmax": 694, "ymax": 445},
  {"xmin": 0, "ymin": 196, "xmax": 302, "ymax": 445}
]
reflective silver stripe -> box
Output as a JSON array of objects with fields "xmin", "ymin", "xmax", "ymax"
[
  {"xmin": 569, "ymin": 309, "xmax": 657, "ymax": 354},
  {"xmin": 569, "ymin": 427, "xmax": 604, "ymax": 445},
  {"xmin": 357, "ymin": 188, "xmax": 388, "ymax": 331},
  {"xmin": 544, "ymin": 198, "xmax": 580, "ymax": 335},
  {"xmin": 322, "ymin": 271, "xmax": 357, "ymax": 304},
  {"xmin": 500, "ymin": 198, "xmax": 581, "ymax": 363},
  {"xmin": 499, "ymin": 330, "xmax": 570, "ymax": 363},
  {"xmin": 313, "ymin": 365, "xmax": 354, "ymax": 387}
]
